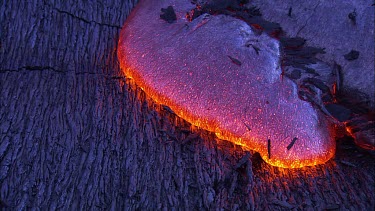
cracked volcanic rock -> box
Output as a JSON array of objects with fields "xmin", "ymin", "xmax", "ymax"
[{"xmin": 251, "ymin": 0, "xmax": 375, "ymax": 109}]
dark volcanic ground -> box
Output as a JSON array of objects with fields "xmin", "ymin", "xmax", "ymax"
[{"xmin": 0, "ymin": 0, "xmax": 374, "ymax": 210}]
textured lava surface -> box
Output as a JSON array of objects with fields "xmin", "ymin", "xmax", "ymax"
[{"xmin": 118, "ymin": 0, "xmax": 336, "ymax": 168}]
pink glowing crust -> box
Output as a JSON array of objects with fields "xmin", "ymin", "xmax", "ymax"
[{"xmin": 118, "ymin": 0, "xmax": 336, "ymax": 168}]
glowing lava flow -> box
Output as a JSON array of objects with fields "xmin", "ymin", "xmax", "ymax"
[{"xmin": 118, "ymin": 0, "xmax": 336, "ymax": 168}]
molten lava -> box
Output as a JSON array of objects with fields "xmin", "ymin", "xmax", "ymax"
[{"xmin": 118, "ymin": 0, "xmax": 336, "ymax": 168}]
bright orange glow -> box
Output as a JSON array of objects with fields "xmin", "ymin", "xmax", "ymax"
[
  {"xmin": 345, "ymin": 124, "xmax": 375, "ymax": 151},
  {"xmin": 118, "ymin": 0, "xmax": 336, "ymax": 168}
]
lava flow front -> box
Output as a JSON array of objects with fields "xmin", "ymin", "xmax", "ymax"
[{"xmin": 117, "ymin": 0, "xmax": 336, "ymax": 168}]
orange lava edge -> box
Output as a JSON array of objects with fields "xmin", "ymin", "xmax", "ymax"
[{"xmin": 119, "ymin": 57, "xmax": 336, "ymax": 168}]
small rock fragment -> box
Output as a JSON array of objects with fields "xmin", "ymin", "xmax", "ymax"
[
  {"xmin": 344, "ymin": 50, "xmax": 359, "ymax": 61},
  {"xmin": 348, "ymin": 9, "xmax": 357, "ymax": 24},
  {"xmin": 160, "ymin": 6, "xmax": 177, "ymax": 23},
  {"xmin": 228, "ymin": 55, "xmax": 242, "ymax": 66},
  {"xmin": 288, "ymin": 7, "xmax": 292, "ymax": 17},
  {"xmin": 287, "ymin": 137, "xmax": 298, "ymax": 150}
]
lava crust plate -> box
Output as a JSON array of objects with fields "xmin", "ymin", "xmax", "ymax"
[{"xmin": 118, "ymin": 0, "xmax": 336, "ymax": 168}]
